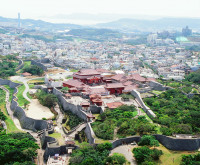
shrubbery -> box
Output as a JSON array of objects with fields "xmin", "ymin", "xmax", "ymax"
[
  {"xmin": 36, "ymin": 90, "xmax": 57, "ymax": 108},
  {"xmin": 0, "ymin": 56, "xmax": 18, "ymax": 78},
  {"xmin": 181, "ymin": 153, "xmax": 200, "ymax": 165},
  {"xmin": 69, "ymin": 142, "xmax": 112, "ymax": 165},
  {"xmin": 138, "ymin": 135, "xmax": 159, "ymax": 147},
  {"xmin": 144, "ymin": 89, "xmax": 200, "ymax": 135},
  {"xmin": 0, "ymin": 132, "xmax": 39, "ymax": 164},
  {"xmin": 133, "ymin": 146, "xmax": 163, "ymax": 164},
  {"xmin": 22, "ymin": 65, "xmax": 44, "ymax": 76},
  {"xmin": 64, "ymin": 111, "xmax": 83, "ymax": 130},
  {"xmin": 104, "ymin": 153, "xmax": 126, "ymax": 165},
  {"xmin": 92, "ymin": 106, "xmax": 156, "ymax": 140}
]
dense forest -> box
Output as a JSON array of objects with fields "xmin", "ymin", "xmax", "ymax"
[
  {"xmin": 92, "ymin": 105, "xmax": 156, "ymax": 139},
  {"xmin": 144, "ymin": 89, "xmax": 200, "ymax": 135},
  {"xmin": 36, "ymin": 89, "xmax": 57, "ymax": 108},
  {"xmin": 22, "ymin": 65, "xmax": 44, "ymax": 76},
  {"xmin": 69, "ymin": 142, "xmax": 127, "ymax": 165},
  {"xmin": 0, "ymin": 132, "xmax": 39, "ymax": 164},
  {"xmin": 184, "ymin": 70, "xmax": 200, "ymax": 84},
  {"xmin": 0, "ymin": 55, "xmax": 18, "ymax": 78}
]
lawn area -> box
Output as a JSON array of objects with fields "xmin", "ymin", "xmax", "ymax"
[
  {"xmin": 70, "ymin": 69, "xmax": 78, "ymax": 72},
  {"xmin": 3, "ymin": 85, "xmax": 15, "ymax": 102},
  {"xmin": 0, "ymin": 89, "xmax": 21, "ymax": 133},
  {"xmin": 155, "ymin": 144, "xmax": 197, "ymax": 165},
  {"xmin": 27, "ymin": 78, "xmax": 44, "ymax": 84},
  {"xmin": 17, "ymin": 61, "xmax": 31, "ymax": 73},
  {"xmin": 48, "ymin": 133, "xmax": 65, "ymax": 145},
  {"xmin": 16, "ymin": 85, "xmax": 30, "ymax": 107},
  {"xmin": 28, "ymin": 84, "xmax": 35, "ymax": 89},
  {"xmin": 151, "ymin": 90, "xmax": 164, "ymax": 95}
]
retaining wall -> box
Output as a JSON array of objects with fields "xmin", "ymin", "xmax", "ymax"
[
  {"xmin": 154, "ymin": 134, "xmax": 200, "ymax": 151},
  {"xmin": 0, "ymin": 78, "xmax": 48, "ymax": 132},
  {"xmin": 53, "ymin": 88, "xmax": 88, "ymax": 121},
  {"xmin": 15, "ymin": 60, "xmax": 24, "ymax": 71},
  {"xmin": 31, "ymin": 60, "xmax": 47, "ymax": 71},
  {"xmin": 131, "ymin": 90, "xmax": 156, "ymax": 118},
  {"xmin": 148, "ymin": 81, "xmax": 172, "ymax": 91},
  {"xmin": 111, "ymin": 136, "xmax": 141, "ymax": 149},
  {"xmin": 84, "ymin": 122, "xmax": 95, "ymax": 144}
]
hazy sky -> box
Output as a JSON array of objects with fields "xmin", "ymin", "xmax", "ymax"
[{"xmin": 0, "ymin": 0, "xmax": 200, "ymax": 23}]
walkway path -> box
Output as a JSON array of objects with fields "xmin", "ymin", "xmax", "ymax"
[
  {"xmin": 110, "ymin": 145, "xmax": 137, "ymax": 165},
  {"xmin": 10, "ymin": 76, "xmax": 31, "ymax": 102},
  {"xmin": 68, "ymin": 123, "xmax": 86, "ymax": 139}
]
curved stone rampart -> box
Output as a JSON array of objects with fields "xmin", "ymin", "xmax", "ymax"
[
  {"xmin": 0, "ymin": 78, "xmax": 48, "ymax": 132},
  {"xmin": 15, "ymin": 60, "xmax": 24, "ymax": 71},
  {"xmin": 131, "ymin": 89, "xmax": 156, "ymax": 118}
]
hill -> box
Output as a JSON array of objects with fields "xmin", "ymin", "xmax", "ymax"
[
  {"xmin": 96, "ymin": 18, "xmax": 200, "ymax": 32},
  {"xmin": 0, "ymin": 16, "xmax": 82, "ymax": 32}
]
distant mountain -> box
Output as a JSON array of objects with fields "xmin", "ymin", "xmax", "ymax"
[
  {"xmin": 0, "ymin": 16, "xmax": 82, "ymax": 32},
  {"xmin": 96, "ymin": 18, "xmax": 200, "ymax": 32}
]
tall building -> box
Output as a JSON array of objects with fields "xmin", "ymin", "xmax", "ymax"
[
  {"xmin": 182, "ymin": 26, "xmax": 192, "ymax": 36},
  {"xmin": 18, "ymin": 13, "xmax": 21, "ymax": 28}
]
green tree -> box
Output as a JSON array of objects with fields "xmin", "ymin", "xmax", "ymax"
[
  {"xmin": 138, "ymin": 135, "xmax": 159, "ymax": 147},
  {"xmin": 104, "ymin": 153, "xmax": 126, "ymax": 165}
]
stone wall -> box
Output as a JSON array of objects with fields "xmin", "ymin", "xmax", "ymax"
[
  {"xmin": 84, "ymin": 122, "xmax": 95, "ymax": 144},
  {"xmin": 15, "ymin": 60, "xmax": 24, "ymax": 71},
  {"xmin": 154, "ymin": 134, "xmax": 200, "ymax": 151},
  {"xmin": 148, "ymin": 81, "xmax": 172, "ymax": 91},
  {"xmin": 31, "ymin": 60, "xmax": 47, "ymax": 71},
  {"xmin": 0, "ymin": 78, "xmax": 48, "ymax": 132},
  {"xmin": 90, "ymin": 105, "xmax": 103, "ymax": 114},
  {"xmin": 111, "ymin": 136, "xmax": 141, "ymax": 149},
  {"xmin": 131, "ymin": 90, "xmax": 156, "ymax": 118},
  {"xmin": 53, "ymin": 88, "xmax": 88, "ymax": 121}
]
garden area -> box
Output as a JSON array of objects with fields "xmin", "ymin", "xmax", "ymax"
[
  {"xmin": 144, "ymin": 89, "xmax": 200, "ymax": 135},
  {"xmin": 62, "ymin": 111, "xmax": 83, "ymax": 131},
  {"xmin": 92, "ymin": 105, "xmax": 157, "ymax": 140},
  {"xmin": 132, "ymin": 135, "xmax": 198, "ymax": 165},
  {"xmin": 0, "ymin": 55, "xmax": 18, "ymax": 79},
  {"xmin": 16, "ymin": 85, "xmax": 30, "ymax": 107},
  {"xmin": 69, "ymin": 142, "xmax": 129, "ymax": 165},
  {"xmin": 0, "ymin": 132, "xmax": 39, "ymax": 165},
  {"xmin": 21, "ymin": 64, "xmax": 44, "ymax": 76}
]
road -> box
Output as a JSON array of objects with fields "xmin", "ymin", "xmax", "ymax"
[
  {"xmin": 10, "ymin": 76, "xmax": 31, "ymax": 102},
  {"xmin": 110, "ymin": 145, "xmax": 137, "ymax": 165}
]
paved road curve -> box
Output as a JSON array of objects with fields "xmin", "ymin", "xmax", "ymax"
[{"xmin": 110, "ymin": 145, "xmax": 137, "ymax": 165}]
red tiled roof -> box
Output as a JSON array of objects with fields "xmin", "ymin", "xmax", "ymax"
[
  {"xmin": 92, "ymin": 98, "xmax": 102, "ymax": 102},
  {"xmin": 128, "ymin": 73, "xmax": 146, "ymax": 82},
  {"xmin": 22, "ymin": 72, "xmax": 32, "ymax": 76},
  {"xmin": 90, "ymin": 94, "xmax": 101, "ymax": 99},
  {"xmin": 96, "ymin": 69, "xmax": 110, "ymax": 73},
  {"xmin": 63, "ymin": 79, "xmax": 84, "ymax": 88},
  {"xmin": 75, "ymin": 69, "xmax": 100, "ymax": 76},
  {"xmin": 111, "ymin": 74, "xmax": 125, "ymax": 81},
  {"xmin": 65, "ymin": 140, "xmax": 75, "ymax": 145},
  {"xmin": 106, "ymin": 83, "xmax": 125, "ymax": 89},
  {"xmin": 146, "ymin": 77, "xmax": 156, "ymax": 82},
  {"xmin": 123, "ymin": 85, "xmax": 138, "ymax": 92},
  {"xmin": 107, "ymin": 102, "xmax": 124, "ymax": 109},
  {"xmin": 88, "ymin": 87, "xmax": 107, "ymax": 95},
  {"xmin": 65, "ymin": 93, "xmax": 72, "ymax": 97},
  {"xmin": 123, "ymin": 81, "xmax": 133, "ymax": 86},
  {"xmin": 81, "ymin": 102, "xmax": 90, "ymax": 106}
]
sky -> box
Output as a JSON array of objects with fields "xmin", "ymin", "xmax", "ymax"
[{"xmin": 0, "ymin": 0, "xmax": 200, "ymax": 24}]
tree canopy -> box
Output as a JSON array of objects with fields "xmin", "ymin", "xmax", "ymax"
[{"xmin": 0, "ymin": 132, "xmax": 39, "ymax": 164}]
